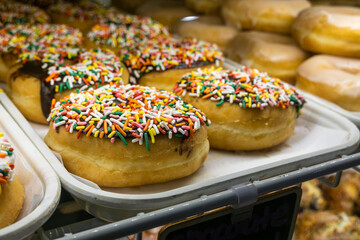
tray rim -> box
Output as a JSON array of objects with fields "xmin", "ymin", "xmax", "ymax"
[
  {"xmin": 0, "ymin": 90, "xmax": 61, "ymax": 239},
  {"xmin": 300, "ymin": 91, "xmax": 360, "ymax": 127}
]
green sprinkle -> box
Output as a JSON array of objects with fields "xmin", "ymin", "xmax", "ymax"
[
  {"xmin": 216, "ymin": 99, "xmax": 224, "ymax": 106},
  {"xmin": 72, "ymin": 108, "xmax": 81, "ymax": 114},
  {"xmin": 116, "ymin": 132, "xmax": 128, "ymax": 146},
  {"xmin": 144, "ymin": 133, "xmax": 150, "ymax": 152}
]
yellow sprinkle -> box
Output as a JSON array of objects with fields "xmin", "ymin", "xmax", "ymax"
[
  {"xmin": 150, "ymin": 128, "xmax": 157, "ymax": 136},
  {"xmin": 0, "ymin": 89, "xmax": 3, "ymax": 93},
  {"xmin": 135, "ymin": 114, "xmax": 140, "ymax": 122},
  {"xmin": 155, "ymin": 116, "xmax": 160, "ymax": 122},
  {"xmin": 92, "ymin": 118, "xmax": 101, "ymax": 121},
  {"xmin": 89, "ymin": 121, "xmax": 94, "ymax": 125},
  {"xmin": 108, "ymin": 131, "xmax": 116, "ymax": 138},
  {"xmin": 149, "ymin": 130, "xmax": 155, "ymax": 144},
  {"xmin": 94, "ymin": 131, "xmax": 99, "ymax": 138},
  {"xmin": 76, "ymin": 126, "xmax": 85, "ymax": 130},
  {"xmin": 0, "ymin": 132, "xmax": 3, "ymax": 137}
]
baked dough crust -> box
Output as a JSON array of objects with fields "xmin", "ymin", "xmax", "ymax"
[
  {"xmin": 292, "ymin": 6, "xmax": 360, "ymax": 57},
  {"xmin": 45, "ymin": 123, "xmax": 209, "ymax": 187},
  {"xmin": 183, "ymin": 95, "xmax": 297, "ymax": 151},
  {"xmin": 0, "ymin": 176, "xmax": 25, "ymax": 229},
  {"xmin": 175, "ymin": 16, "xmax": 238, "ymax": 52}
]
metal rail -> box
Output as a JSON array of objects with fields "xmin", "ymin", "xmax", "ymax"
[{"xmin": 58, "ymin": 152, "xmax": 360, "ymax": 240}]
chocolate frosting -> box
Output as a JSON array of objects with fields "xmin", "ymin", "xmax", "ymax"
[{"xmin": 18, "ymin": 62, "xmax": 55, "ymax": 118}]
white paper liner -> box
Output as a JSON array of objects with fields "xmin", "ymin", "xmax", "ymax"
[{"xmin": 30, "ymin": 103, "xmax": 353, "ymax": 195}]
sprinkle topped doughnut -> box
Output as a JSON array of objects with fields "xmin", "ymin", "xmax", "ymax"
[
  {"xmin": 121, "ymin": 36, "xmax": 223, "ymax": 84},
  {"xmin": 13, "ymin": 47, "xmax": 128, "ymax": 119},
  {"xmin": 49, "ymin": 1, "xmax": 107, "ymax": 22},
  {"xmin": 0, "ymin": 0, "xmax": 49, "ymax": 26},
  {"xmin": 87, "ymin": 14, "xmax": 170, "ymax": 49},
  {"xmin": 0, "ymin": 132, "xmax": 15, "ymax": 187},
  {"xmin": 175, "ymin": 67, "xmax": 305, "ymax": 113},
  {"xmin": 48, "ymin": 85, "xmax": 210, "ymax": 152},
  {"xmin": 0, "ymin": 24, "xmax": 83, "ymax": 55}
]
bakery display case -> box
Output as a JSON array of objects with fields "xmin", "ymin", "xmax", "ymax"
[{"xmin": 1, "ymin": 0, "xmax": 360, "ymax": 239}]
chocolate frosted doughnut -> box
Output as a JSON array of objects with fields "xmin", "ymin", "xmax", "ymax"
[
  {"xmin": 0, "ymin": 23, "xmax": 83, "ymax": 83},
  {"xmin": 7, "ymin": 48, "xmax": 129, "ymax": 124},
  {"xmin": 175, "ymin": 67, "xmax": 305, "ymax": 151},
  {"xmin": 45, "ymin": 85, "xmax": 210, "ymax": 187},
  {"xmin": 87, "ymin": 14, "xmax": 223, "ymax": 91}
]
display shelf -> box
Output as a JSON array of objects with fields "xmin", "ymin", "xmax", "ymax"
[{"xmin": 31, "ymin": 151, "xmax": 360, "ymax": 240}]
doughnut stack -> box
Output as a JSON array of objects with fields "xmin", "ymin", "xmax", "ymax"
[
  {"xmin": 223, "ymin": 0, "xmax": 311, "ymax": 84},
  {"xmin": 293, "ymin": 6, "xmax": 360, "ymax": 112}
]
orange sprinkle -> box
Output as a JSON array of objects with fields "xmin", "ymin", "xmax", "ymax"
[
  {"xmin": 123, "ymin": 118, "xmax": 129, "ymax": 131},
  {"xmin": 115, "ymin": 124, "xmax": 126, "ymax": 137},
  {"xmin": 104, "ymin": 120, "xmax": 108, "ymax": 134},
  {"xmin": 100, "ymin": 131, "xmax": 105, "ymax": 138},
  {"xmin": 143, "ymin": 119, "xmax": 150, "ymax": 132}
]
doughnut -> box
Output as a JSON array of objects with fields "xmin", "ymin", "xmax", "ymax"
[
  {"xmin": 7, "ymin": 47, "xmax": 129, "ymax": 124},
  {"xmin": 48, "ymin": 1, "xmax": 118, "ymax": 34},
  {"xmin": 292, "ymin": 6, "xmax": 360, "ymax": 57},
  {"xmin": 174, "ymin": 67, "xmax": 305, "ymax": 151},
  {"xmin": 322, "ymin": 171, "xmax": 360, "ymax": 215},
  {"xmin": 222, "ymin": 0, "xmax": 311, "ymax": 34},
  {"xmin": 0, "ymin": 0, "xmax": 49, "ymax": 27},
  {"xmin": 185, "ymin": 0, "xmax": 222, "ymax": 14},
  {"xmin": 87, "ymin": 15, "xmax": 223, "ymax": 91},
  {"xmin": 174, "ymin": 16, "xmax": 238, "ymax": 52},
  {"xmin": 295, "ymin": 211, "xmax": 360, "ymax": 240},
  {"xmin": 300, "ymin": 180, "xmax": 327, "ymax": 211},
  {"xmin": 296, "ymin": 55, "xmax": 360, "ymax": 112},
  {"xmin": 226, "ymin": 31, "xmax": 308, "ymax": 84},
  {"xmin": 45, "ymin": 85, "xmax": 210, "ymax": 187},
  {"xmin": 0, "ymin": 132, "xmax": 25, "ymax": 229},
  {"xmin": 135, "ymin": 0, "xmax": 194, "ymax": 29},
  {"xmin": 0, "ymin": 23, "xmax": 83, "ymax": 83}
]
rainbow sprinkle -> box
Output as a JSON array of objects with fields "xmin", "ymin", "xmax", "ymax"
[
  {"xmin": 48, "ymin": 85, "xmax": 210, "ymax": 151},
  {"xmin": 0, "ymin": 23, "xmax": 83, "ymax": 55},
  {"xmin": 174, "ymin": 67, "xmax": 305, "ymax": 113},
  {"xmin": 0, "ymin": 132, "xmax": 15, "ymax": 189},
  {"xmin": 87, "ymin": 14, "xmax": 222, "ymax": 84},
  {"xmin": 19, "ymin": 47, "xmax": 125, "ymax": 94},
  {"xmin": 0, "ymin": 0, "xmax": 49, "ymax": 26}
]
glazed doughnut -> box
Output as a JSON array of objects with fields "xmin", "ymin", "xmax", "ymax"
[
  {"xmin": 0, "ymin": 132, "xmax": 25, "ymax": 229},
  {"xmin": 7, "ymin": 47, "xmax": 129, "ymax": 124},
  {"xmin": 300, "ymin": 180, "xmax": 327, "ymax": 211},
  {"xmin": 174, "ymin": 67, "xmax": 305, "ymax": 151},
  {"xmin": 0, "ymin": 0, "xmax": 49, "ymax": 27},
  {"xmin": 48, "ymin": 1, "xmax": 118, "ymax": 34},
  {"xmin": 295, "ymin": 211, "xmax": 360, "ymax": 240},
  {"xmin": 0, "ymin": 24, "xmax": 83, "ymax": 83},
  {"xmin": 226, "ymin": 31, "xmax": 308, "ymax": 84},
  {"xmin": 45, "ymin": 85, "xmax": 210, "ymax": 187},
  {"xmin": 185, "ymin": 0, "xmax": 222, "ymax": 14},
  {"xmin": 292, "ymin": 6, "xmax": 360, "ymax": 57},
  {"xmin": 222, "ymin": 0, "xmax": 311, "ymax": 34},
  {"xmin": 296, "ymin": 55, "xmax": 360, "ymax": 112},
  {"xmin": 87, "ymin": 16, "xmax": 223, "ymax": 91},
  {"xmin": 135, "ymin": 0, "xmax": 194, "ymax": 29},
  {"xmin": 174, "ymin": 16, "xmax": 238, "ymax": 52}
]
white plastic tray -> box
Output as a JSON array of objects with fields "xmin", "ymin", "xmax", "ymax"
[
  {"xmin": 300, "ymin": 91, "xmax": 360, "ymax": 127},
  {"xmin": 19, "ymin": 90, "xmax": 360, "ymax": 221},
  {"xmin": 0, "ymin": 90, "xmax": 61, "ymax": 239}
]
